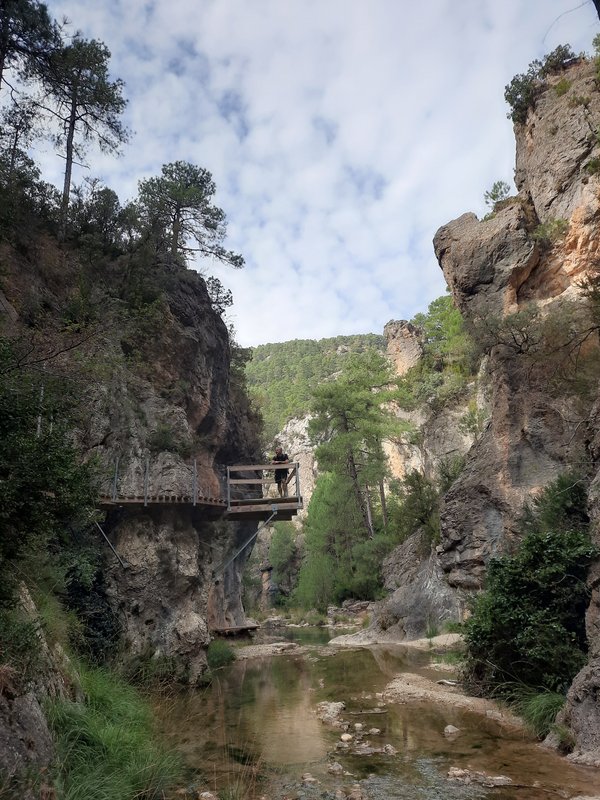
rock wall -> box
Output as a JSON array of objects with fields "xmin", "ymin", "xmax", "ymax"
[
  {"xmin": 433, "ymin": 60, "xmax": 600, "ymax": 591},
  {"xmin": 0, "ymin": 242, "xmax": 262, "ymax": 685},
  {"xmin": 433, "ymin": 58, "xmax": 600, "ymax": 760}
]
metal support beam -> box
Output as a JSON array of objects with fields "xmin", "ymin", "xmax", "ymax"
[
  {"xmin": 213, "ymin": 511, "xmax": 277, "ymax": 578},
  {"xmin": 95, "ymin": 521, "xmax": 127, "ymax": 568}
]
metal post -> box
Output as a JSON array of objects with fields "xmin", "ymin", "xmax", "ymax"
[
  {"xmin": 227, "ymin": 466, "xmax": 231, "ymax": 511},
  {"xmin": 144, "ymin": 457, "xmax": 149, "ymax": 506},
  {"xmin": 295, "ymin": 461, "xmax": 300, "ymax": 500},
  {"xmin": 111, "ymin": 457, "xmax": 120, "ymax": 501},
  {"xmin": 193, "ymin": 458, "xmax": 197, "ymax": 506}
]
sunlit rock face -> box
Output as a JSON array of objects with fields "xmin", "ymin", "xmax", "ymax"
[
  {"xmin": 433, "ymin": 60, "xmax": 600, "ymax": 593},
  {"xmin": 433, "ymin": 58, "xmax": 600, "ymax": 759},
  {"xmin": 384, "ymin": 320, "xmax": 423, "ymax": 377}
]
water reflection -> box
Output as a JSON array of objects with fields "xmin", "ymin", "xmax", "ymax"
[{"xmin": 156, "ymin": 638, "xmax": 600, "ymax": 799}]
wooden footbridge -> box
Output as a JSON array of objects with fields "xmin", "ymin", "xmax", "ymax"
[{"xmin": 98, "ymin": 459, "xmax": 303, "ymax": 522}]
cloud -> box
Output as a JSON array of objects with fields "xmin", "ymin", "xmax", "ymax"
[{"xmin": 33, "ymin": 0, "xmax": 600, "ymax": 344}]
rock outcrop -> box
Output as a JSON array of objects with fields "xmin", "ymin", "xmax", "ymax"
[
  {"xmin": 433, "ymin": 57, "xmax": 600, "ymax": 760},
  {"xmin": 433, "ymin": 60, "xmax": 600, "ymax": 592},
  {"xmin": 1, "ymin": 243, "xmax": 261, "ymax": 684}
]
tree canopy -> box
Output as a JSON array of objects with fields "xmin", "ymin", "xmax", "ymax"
[{"xmin": 137, "ymin": 160, "xmax": 244, "ymax": 267}]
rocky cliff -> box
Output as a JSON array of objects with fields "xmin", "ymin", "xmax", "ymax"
[
  {"xmin": 0, "ymin": 240, "xmax": 262, "ymax": 684},
  {"xmin": 433, "ymin": 57, "xmax": 600, "ymax": 762}
]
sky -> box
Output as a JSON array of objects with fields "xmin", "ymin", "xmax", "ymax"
[{"xmin": 35, "ymin": 0, "xmax": 600, "ymax": 346}]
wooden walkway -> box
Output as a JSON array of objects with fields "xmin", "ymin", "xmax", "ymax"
[{"xmin": 98, "ymin": 461, "xmax": 303, "ymax": 522}]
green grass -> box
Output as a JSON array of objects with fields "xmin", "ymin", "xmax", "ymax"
[
  {"xmin": 433, "ymin": 649, "xmax": 464, "ymax": 667},
  {"xmin": 504, "ymin": 686, "xmax": 566, "ymax": 738},
  {"xmin": 46, "ymin": 663, "xmax": 183, "ymax": 800}
]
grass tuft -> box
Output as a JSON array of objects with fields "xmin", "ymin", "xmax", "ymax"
[
  {"xmin": 46, "ymin": 662, "xmax": 182, "ymax": 800},
  {"xmin": 504, "ymin": 686, "xmax": 566, "ymax": 738},
  {"xmin": 207, "ymin": 639, "xmax": 236, "ymax": 669}
]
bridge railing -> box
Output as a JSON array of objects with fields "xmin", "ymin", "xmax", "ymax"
[
  {"xmin": 101, "ymin": 456, "xmax": 225, "ymax": 507},
  {"xmin": 226, "ymin": 462, "xmax": 301, "ymax": 512}
]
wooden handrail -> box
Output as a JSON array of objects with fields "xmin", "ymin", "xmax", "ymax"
[{"xmin": 228, "ymin": 462, "xmax": 297, "ymax": 471}]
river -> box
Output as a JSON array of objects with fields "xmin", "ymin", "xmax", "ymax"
[{"xmin": 156, "ymin": 628, "xmax": 600, "ymax": 799}]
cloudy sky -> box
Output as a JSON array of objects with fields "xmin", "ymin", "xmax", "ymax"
[{"xmin": 37, "ymin": 0, "xmax": 600, "ymax": 345}]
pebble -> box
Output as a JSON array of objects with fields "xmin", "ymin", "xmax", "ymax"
[
  {"xmin": 444, "ymin": 724, "xmax": 461, "ymax": 736},
  {"xmin": 368, "ymin": 728, "xmax": 381, "ymax": 735},
  {"xmin": 341, "ymin": 733, "xmax": 353, "ymax": 742},
  {"xmin": 354, "ymin": 723, "xmax": 364, "ymax": 731},
  {"xmin": 328, "ymin": 761, "xmax": 345, "ymax": 774}
]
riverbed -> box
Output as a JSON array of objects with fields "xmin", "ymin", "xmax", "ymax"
[{"xmin": 156, "ymin": 629, "xmax": 600, "ymax": 799}]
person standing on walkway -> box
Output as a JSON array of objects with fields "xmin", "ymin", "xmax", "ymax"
[{"xmin": 272, "ymin": 446, "xmax": 289, "ymax": 497}]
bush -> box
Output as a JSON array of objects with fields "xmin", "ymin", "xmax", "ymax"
[
  {"xmin": 504, "ymin": 44, "xmax": 576, "ymax": 123},
  {"xmin": 532, "ymin": 218, "xmax": 569, "ymax": 248},
  {"xmin": 555, "ymin": 77, "xmax": 571, "ymax": 96},
  {"xmin": 207, "ymin": 639, "xmax": 236, "ymax": 669},
  {"xmin": 463, "ymin": 474, "xmax": 597, "ymax": 696}
]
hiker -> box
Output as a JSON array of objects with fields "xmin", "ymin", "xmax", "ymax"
[{"xmin": 272, "ymin": 446, "xmax": 290, "ymax": 497}]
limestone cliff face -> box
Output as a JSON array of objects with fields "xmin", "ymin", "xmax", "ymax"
[
  {"xmin": 95, "ymin": 273, "xmax": 261, "ymax": 681},
  {"xmin": 433, "ymin": 59, "xmax": 600, "ymax": 592},
  {"xmin": 1, "ymin": 246, "xmax": 261, "ymax": 683},
  {"xmin": 432, "ymin": 58, "xmax": 600, "ymax": 760}
]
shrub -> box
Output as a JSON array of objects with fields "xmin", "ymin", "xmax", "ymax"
[
  {"xmin": 532, "ymin": 218, "xmax": 568, "ymax": 248},
  {"xmin": 505, "ymin": 44, "xmax": 576, "ymax": 123},
  {"xmin": 207, "ymin": 639, "xmax": 236, "ymax": 669},
  {"xmin": 585, "ymin": 157, "xmax": 600, "ymax": 175},
  {"xmin": 555, "ymin": 77, "xmax": 571, "ymax": 96},
  {"xmin": 483, "ymin": 180, "xmax": 511, "ymax": 210},
  {"xmin": 463, "ymin": 474, "xmax": 597, "ymax": 696}
]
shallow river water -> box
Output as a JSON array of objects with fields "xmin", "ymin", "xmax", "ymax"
[{"xmin": 156, "ymin": 629, "xmax": 600, "ymax": 799}]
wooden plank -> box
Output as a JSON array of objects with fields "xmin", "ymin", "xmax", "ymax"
[
  {"xmin": 228, "ymin": 478, "xmax": 275, "ymax": 484},
  {"xmin": 229, "ymin": 496, "xmax": 299, "ymax": 506},
  {"xmin": 228, "ymin": 462, "xmax": 296, "ymax": 471}
]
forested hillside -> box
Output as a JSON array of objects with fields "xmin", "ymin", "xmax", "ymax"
[{"xmin": 245, "ymin": 334, "xmax": 385, "ymax": 441}]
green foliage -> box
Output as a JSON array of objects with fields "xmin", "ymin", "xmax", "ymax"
[
  {"xmin": 47, "ymin": 663, "xmax": 182, "ymax": 800},
  {"xmin": 207, "ymin": 639, "xmax": 236, "ymax": 669},
  {"xmin": 483, "ymin": 180, "xmax": 511, "ymax": 210},
  {"xmin": 533, "ymin": 219, "xmax": 569, "ymax": 248},
  {"xmin": 510, "ymin": 687, "xmax": 566, "ymax": 738},
  {"xmin": 43, "ymin": 34, "xmax": 129, "ymax": 231},
  {"xmin": 458, "ymin": 401, "xmax": 488, "ymax": 439},
  {"xmin": 293, "ymin": 472, "xmax": 390, "ymax": 611},
  {"xmin": 309, "ymin": 349, "xmax": 394, "ymax": 542},
  {"xmin": 269, "ymin": 522, "xmax": 297, "ymax": 594},
  {"xmin": 137, "ymin": 160, "xmax": 243, "ymax": 267},
  {"xmin": 504, "ymin": 44, "xmax": 576, "ymax": 123},
  {"xmin": 463, "ymin": 474, "xmax": 597, "ymax": 696},
  {"xmin": 0, "ymin": 339, "xmax": 97, "ymax": 607},
  {"xmin": 555, "ymin": 77, "xmax": 571, "ymax": 96},
  {"xmin": 568, "ymin": 94, "xmax": 591, "ymax": 109},
  {"xmin": 585, "ymin": 156, "xmax": 600, "ymax": 175},
  {"xmin": 395, "ymin": 295, "xmax": 475, "ymax": 412},
  {"xmin": 245, "ymin": 333, "xmax": 385, "ymax": 442},
  {"xmin": 0, "ymin": 609, "xmax": 41, "ymax": 687}
]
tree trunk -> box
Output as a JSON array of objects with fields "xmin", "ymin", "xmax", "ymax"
[
  {"xmin": 365, "ymin": 485, "xmax": 374, "ymax": 536},
  {"xmin": 347, "ymin": 451, "xmax": 373, "ymax": 539},
  {"xmin": 171, "ymin": 207, "xmax": 181, "ymax": 257},
  {"xmin": 60, "ymin": 94, "xmax": 78, "ymax": 240},
  {"xmin": 379, "ymin": 479, "xmax": 388, "ymax": 530}
]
